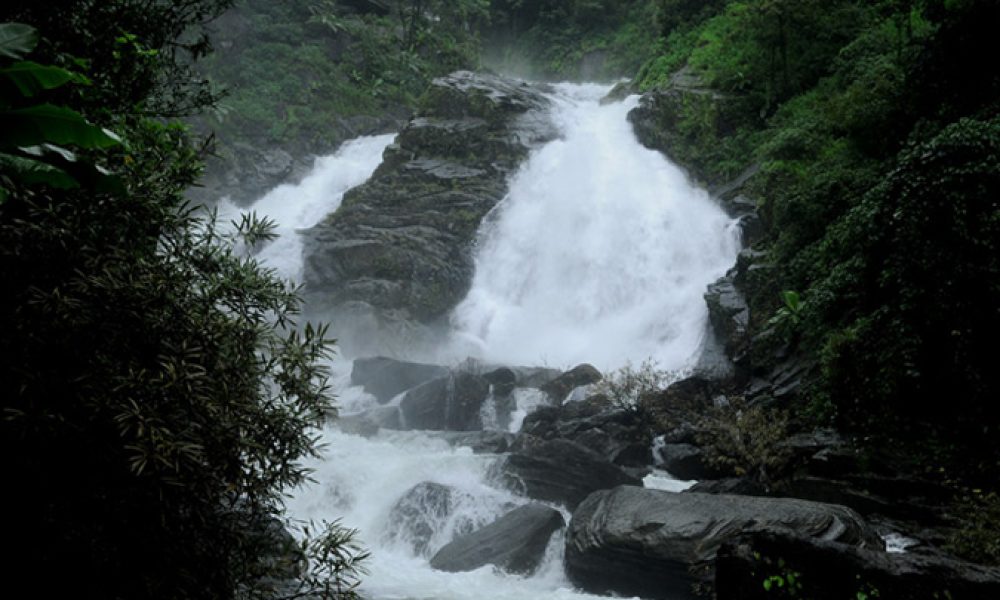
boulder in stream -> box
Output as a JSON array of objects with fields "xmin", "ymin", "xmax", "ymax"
[
  {"xmin": 399, "ymin": 371, "xmax": 490, "ymax": 431},
  {"xmin": 429, "ymin": 504, "xmax": 564, "ymax": 575},
  {"xmin": 565, "ymin": 485, "xmax": 883, "ymax": 599},
  {"xmin": 350, "ymin": 356, "xmax": 448, "ymax": 403}
]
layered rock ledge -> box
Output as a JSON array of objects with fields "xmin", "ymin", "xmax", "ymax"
[{"xmin": 302, "ymin": 71, "xmax": 555, "ymax": 353}]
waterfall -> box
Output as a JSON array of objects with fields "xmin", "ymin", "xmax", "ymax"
[
  {"xmin": 449, "ymin": 83, "xmax": 741, "ymax": 372},
  {"xmin": 232, "ymin": 83, "xmax": 738, "ymax": 599},
  {"xmin": 216, "ymin": 133, "xmax": 396, "ymax": 282}
]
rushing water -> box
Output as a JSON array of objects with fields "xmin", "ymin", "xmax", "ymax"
[
  {"xmin": 216, "ymin": 134, "xmax": 396, "ymax": 282},
  {"xmin": 449, "ymin": 83, "xmax": 741, "ymax": 372},
  {"xmin": 233, "ymin": 83, "xmax": 739, "ymax": 599}
]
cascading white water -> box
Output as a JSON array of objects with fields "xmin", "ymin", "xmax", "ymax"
[
  {"xmin": 216, "ymin": 134, "xmax": 395, "ymax": 282},
  {"xmin": 234, "ymin": 83, "xmax": 739, "ymax": 599},
  {"xmin": 449, "ymin": 83, "xmax": 741, "ymax": 372}
]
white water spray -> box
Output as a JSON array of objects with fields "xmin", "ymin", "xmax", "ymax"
[
  {"xmin": 217, "ymin": 134, "xmax": 395, "ymax": 282},
  {"xmin": 449, "ymin": 83, "xmax": 740, "ymax": 372}
]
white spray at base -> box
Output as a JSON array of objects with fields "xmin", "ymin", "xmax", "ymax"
[
  {"xmin": 449, "ymin": 83, "xmax": 741, "ymax": 373},
  {"xmin": 231, "ymin": 84, "xmax": 736, "ymax": 599}
]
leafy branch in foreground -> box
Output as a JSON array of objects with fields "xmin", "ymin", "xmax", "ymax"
[{"xmin": 2, "ymin": 10, "xmax": 366, "ymax": 599}]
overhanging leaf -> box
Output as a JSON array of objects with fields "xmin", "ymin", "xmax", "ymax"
[
  {"xmin": 0, "ymin": 61, "xmax": 76, "ymax": 97},
  {"xmin": 0, "ymin": 151, "xmax": 79, "ymax": 189},
  {"xmin": 0, "ymin": 23, "xmax": 38, "ymax": 60},
  {"xmin": 0, "ymin": 103, "xmax": 121, "ymax": 149}
]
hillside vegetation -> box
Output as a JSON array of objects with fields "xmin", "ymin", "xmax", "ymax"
[{"xmin": 631, "ymin": 0, "xmax": 1000, "ymax": 488}]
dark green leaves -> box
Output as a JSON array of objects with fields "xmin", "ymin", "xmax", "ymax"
[
  {"xmin": 0, "ymin": 152, "xmax": 78, "ymax": 189},
  {"xmin": 1, "ymin": 61, "xmax": 82, "ymax": 97},
  {"xmin": 0, "ymin": 23, "xmax": 39, "ymax": 60},
  {"xmin": 1, "ymin": 104, "xmax": 120, "ymax": 149}
]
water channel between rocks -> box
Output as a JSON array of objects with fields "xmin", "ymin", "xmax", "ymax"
[{"xmin": 227, "ymin": 82, "xmax": 740, "ymax": 599}]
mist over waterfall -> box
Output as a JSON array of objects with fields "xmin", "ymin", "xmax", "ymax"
[{"xmin": 450, "ymin": 83, "xmax": 741, "ymax": 372}]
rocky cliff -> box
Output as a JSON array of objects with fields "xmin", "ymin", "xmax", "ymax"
[{"xmin": 301, "ymin": 71, "xmax": 555, "ymax": 353}]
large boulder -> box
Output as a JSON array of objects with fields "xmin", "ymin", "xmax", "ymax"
[
  {"xmin": 716, "ymin": 528, "xmax": 1000, "ymax": 600},
  {"xmin": 497, "ymin": 438, "xmax": 642, "ymax": 510},
  {"xmin": 429, "ymin": 504, "xmax": 564, "ymax": 575},
  {"xmin": 302, "ymin": 72, "xmax": 555, "ymax": 354},
  {"xmin": 350, "ymin": 356, "xmax": 448, "ymax": 403},
  {"xmin": 564, "ymin": 485, "xmax": 883, "ymax": 599},
  {"xmin": 399, "ymin": 371, "xmax": 490, "ymax": 431}
]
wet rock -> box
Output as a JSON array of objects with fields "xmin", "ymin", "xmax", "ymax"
[
  {"xmin": 432, "ymin": 430, "xmax": 516, "ymax": 454},
  {"xmin": 430, "ymin": 504, "xmax": 565, "ymax": 575},
  {"xmin": 657, "ymin": 443, "xmax": 721, "ymax": 480},
  {"xmin": 705, "ymin": 273, "xmax": 750, "ymax": 360},
  {"xmin": 539, "ymin": 363, "xmax": 602, "ymax": 404},
  {"xmin": 303, "ymin": 72, "xmax": 555, "ymax": 351},
  {"xmin": 600, "ymin": 80, "xmax": 635, "ymax": 105},
  {"xmin": 519, "ymin": 400, "xmax": 652, "ymax": 467},
  {"xmin": 497, "ymin": 438, "xmax": 641, "ymax": 510},
  {"xmin": 399, "ymin": 371, "xmax": 490, "ymax": 431},
  {"xmin": 511, "ymin": 366, "xmax": 564, "ymax": 389},
  {"xmin": 687, "ymin": 477, "xmax": 768, "ymax": 496},
  {"xmin": 350, "ymin": 356, "xmax": 448, "ymax": 403},
  {"xmin": 564, "ymin": 486, "xmax": 882, "ymax": 599},
  {"xmin": 483, "ymin": 367, "xmax": 518, "ymax": 397},
  {"xmin": 386, "ymin": 482, "xmax": 460, "ymax": 556},
  {"xmin": 716, "ymin": 528, "xmax": 1000, "ymax": 600}
]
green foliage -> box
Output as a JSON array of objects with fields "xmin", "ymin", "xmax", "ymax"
[
  {"xmin": 695, "ymin": 397, "xmax": 792, "ymax": 486},
  {"xmin": 484, "ymin": 0, "xmax": 658, "ymax": 79},
  {"xmin": 199, "ymin": 0, "xmax": 488, "ymax": 152},
  {"xmin": 1, "ymin": 6, "xmax": 367, "ymax": 599},
  {"xmin": 0, "ymin": 23, "xmax": 121, "ymax": 202},
  {"xmin": 632, "ymin": 0, "xmax": 1000, "ymax": 485},
  {"xmin": 596, "ymin": 359, "xmax": 675, "ymax": 414}
]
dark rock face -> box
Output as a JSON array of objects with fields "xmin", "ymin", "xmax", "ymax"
[
  {"xmin": 716, "ymin": 529, "xmax": 1000, "ymax": 600},
  {"xmin": 657, "ymin": 442, "xmax": 721, "ymax": 480},
  {"xmin": 350, "ymin": 356, "xmax": 448, "ymax": 403},
  {"xmin": 705, "ymin": 274, "xmax": 750, "ymax": 361},
  {"xmin": 429, "ymin": 504, "xmax": 565, "ymax": 575},
  {"xmin": 399, "ymin": 371, "xmax": 490, "ymax": 431},
  {"xmin": 190, "ymin": 114, "xmax": 405, "ymax": 207},
  {"xmin": 564, "ymin": 486, "xmax": 882, "ymax": 600},
  {"xmin": 497, "ymin": 438, "xmax": 642, "ymax": 510},
  {"xmin": 519, "ymin": 398, "xmax": 652, "ymax": 467},
  {"xmin": 539, "ymin": 363, "xmax": 603, "ymax": 404},
  {"xmin": 627, "ymin": 68, "xmax": 745, "ymax": 188},
  {"xmin": 302, "ymin": 72, "xmax": 555, "ymax": 351},
  {"xmin": 483, "ymin": 367, "xmax": 518, "ymax": 397}
]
